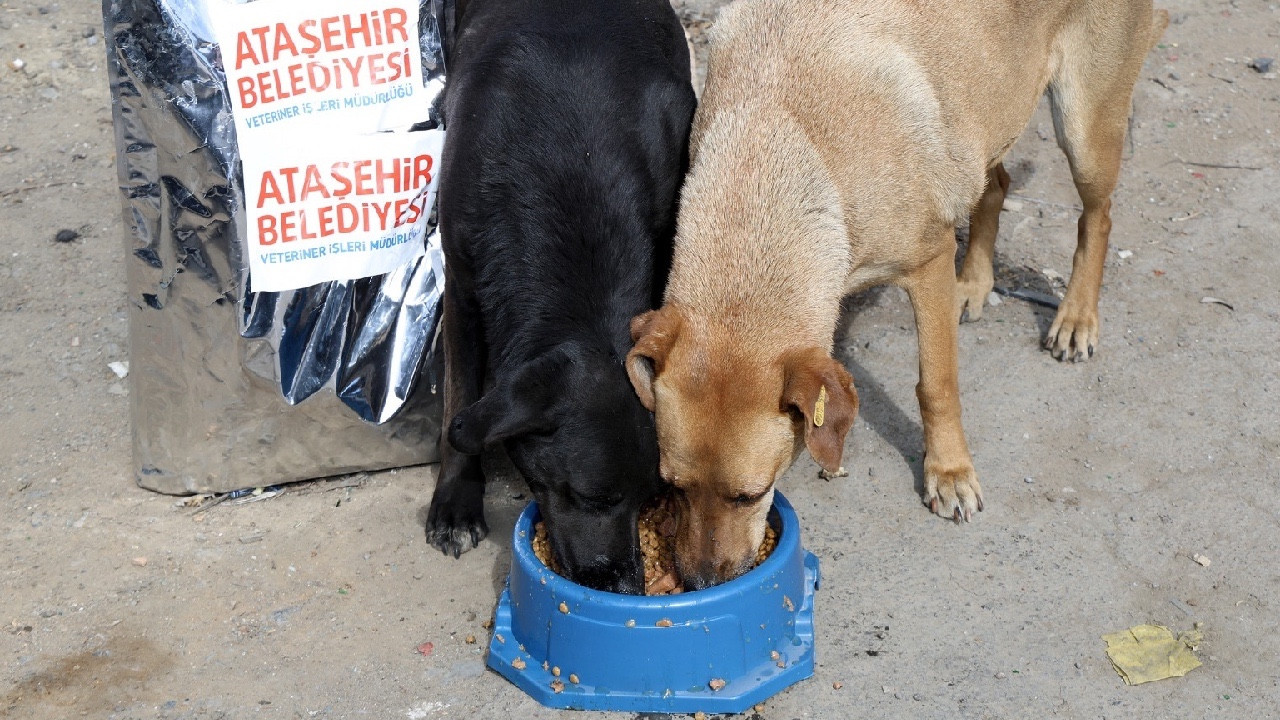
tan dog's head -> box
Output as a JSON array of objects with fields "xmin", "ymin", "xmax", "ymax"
[{"xmin": 627, "ymin": 306, "xmax": 858, "ymax": 589}]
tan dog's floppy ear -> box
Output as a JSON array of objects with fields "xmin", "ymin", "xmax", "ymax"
[
  {"xmin": 782, "ymin": 347, "xmax": 859, "ymax": 473},
  {"xmin": 626, "ymin": 308, "xmax": 682, "ymax": 411}
]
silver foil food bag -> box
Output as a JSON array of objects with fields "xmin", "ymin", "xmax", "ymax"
[{"xmin": 104, "ymin": 0, "xmax": 451, "ymax": 494}]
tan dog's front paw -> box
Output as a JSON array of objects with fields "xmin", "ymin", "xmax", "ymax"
[
  {"xmin": 955, "ymin": 278, "xmax": 994, "ymax": 323},
  {"xmin": 1045, "ymin": 300, "xmax": 1099, "ymax": 362},
  {"xmin": 924, "ymin": 464, "xmax": 984, "ymax": 523}
]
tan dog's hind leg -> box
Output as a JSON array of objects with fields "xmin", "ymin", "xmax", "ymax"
[
  {"xmin": 904, "ymin": 238, "xmax": 984, "ymax": 521},
  {"xmin": 1044, "ymin": 8, "xmax": 1161, "ymax": 361},
  {"xmin": 1044, "ymin": 105, "xmax": 1123, "ymax": 362},
  {"xmin": 955, "ymin": 164, "xmax": 1011, "ymax": 323}
]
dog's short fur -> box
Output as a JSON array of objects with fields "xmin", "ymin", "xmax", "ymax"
[
  {"xmin": 425, "ymin": 0, "xmax": 696, "ymax": 594},
  {"xmin": 627, "ymin": 0, "xmax": 1166, "ymax": 589}
]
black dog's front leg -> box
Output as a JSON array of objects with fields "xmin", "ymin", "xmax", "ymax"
[{"xmin": 425, "ymin": 277, "xmax": 489, "ymax": 557}]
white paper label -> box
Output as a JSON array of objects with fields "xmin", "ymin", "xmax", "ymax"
[{"xmin": 208, "ymin": 0, "xmax": 444, "ymax": 292}]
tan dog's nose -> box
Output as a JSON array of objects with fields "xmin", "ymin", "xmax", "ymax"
[
  {"xmin": 679, "ymin": 557, "xmax": 743, "ymax": 591},
  {"xmin": 674, "ymin": 517, "xmax": 756, "ymax": 590}
]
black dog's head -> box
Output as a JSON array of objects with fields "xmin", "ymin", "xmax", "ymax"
[{"xmin": 448, "ymin": 343, "xmax": 660, "ymax": 594}]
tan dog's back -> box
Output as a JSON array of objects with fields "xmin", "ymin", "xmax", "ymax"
[{"xmin": 685, "ymin": 0, "xmax": 1163, "ymax": 287}]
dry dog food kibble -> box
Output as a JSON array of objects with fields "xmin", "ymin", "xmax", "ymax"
[{"xmin": 532, "ymin": 492, "xmax": 780, "ymax": 595}]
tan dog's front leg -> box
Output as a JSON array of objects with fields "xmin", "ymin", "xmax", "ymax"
[{"xmin": 904, "ymin": 240, "xmax": 984, "ymax": 522}]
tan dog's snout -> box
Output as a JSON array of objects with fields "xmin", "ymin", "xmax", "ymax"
[{"xmin": 671, "ymin": 486, "xmax": 774, "ymax": 590}]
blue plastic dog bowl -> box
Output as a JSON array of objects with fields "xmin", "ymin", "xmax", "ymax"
[{"xmin": 487, "ymin": 492, "xmax": 819, "ymax": 713}]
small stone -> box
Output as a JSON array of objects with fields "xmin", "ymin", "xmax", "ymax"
[
  {"xmin": 987, "ymin": 291, "xmax": 1002, "ymax": 306},
  {"xmin": 694, "ymin": 713, "xmax": 707, "ymax": 720},
  {"xmin": 54, "ymin": 228, "xmax": 79, "ymax": 243},
  {"xmin": 551, "ymin": 666, "xmax": 560, "ymax": 677},
  {"xmin": 464, "ymin": 635, "xmax": 476, "ymax": 644},
  {"xmin": 1117, "ymin": 249, "xmax": 1133, "ymax": 259},
  {"xmin": 108, "ymin": 361, "xmax": 129, "ymax": 378},
  {"xmin": 1248, "ymin": 57, "xmax": 1274, "ymax": 73},
  {"xmin": 995, "ymin": 671, "xmax": 1007, "ymax": 679},
  {"xmin": 568, "ymin": 673, "xmax": 579, "ymax": 684},
  {"xmin": 131, "ymin": 556, "xmax": 147, "ymax": 566},
  {"xmin": 10, "ymin": 59, "xmax": 25, "ymax": 71},
  {"xmin": 1024, "ymin": 477, "xmax": 1035, "ymax": 484},
  {"xmin": 833, "ymin": 681, "xmax": 843, "ymax": 690},
  {"xmin": 709, "ymin": 678, "xmax": 726, "ymax": 692},
  {"xmin": 1192, "ymin": 553, "xmax": 1211, "ymax": 567},
  {"xmin": 913, "ymin": 693, "xmax": 925, "ymax": 701}
]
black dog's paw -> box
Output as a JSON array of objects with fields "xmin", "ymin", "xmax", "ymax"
[{"xmin": 425, "ymin": 494, "xmax": 489, "ymax": 558}]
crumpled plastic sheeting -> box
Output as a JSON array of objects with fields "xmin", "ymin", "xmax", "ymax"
[
  {"xmin": 105, "ymin": 0, "xmax": 451, "ymax": 493},
  {"xmin": 1102, "ymin": 624, "xmax": 1203, "ymax": 685}
]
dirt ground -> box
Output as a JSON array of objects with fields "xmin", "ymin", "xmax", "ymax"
[{"xmin": 3, "ymin": 0, "xmax": 1279, "ymax": 718}]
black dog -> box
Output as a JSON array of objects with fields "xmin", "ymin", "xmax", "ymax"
[{"xmin": 424, "ymin": 0, "xmax": 696, "ymax": 594}]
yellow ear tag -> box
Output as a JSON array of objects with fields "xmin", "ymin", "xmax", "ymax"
[{"xmin": 814, "ymin": 386, "xmax": 827, "ymax": 427}]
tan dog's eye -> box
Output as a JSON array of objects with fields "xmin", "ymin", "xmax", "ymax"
[{"xmin": 730, "ymin": 491, "xmax": 767, "ymax": 507}]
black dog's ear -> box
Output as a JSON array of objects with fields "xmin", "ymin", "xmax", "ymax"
[{"xmin": 448, "ymin": 352, "xmax": 565, "ymax": 455}]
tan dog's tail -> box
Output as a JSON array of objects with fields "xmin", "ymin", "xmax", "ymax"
[{"xmin": 1149, "ymin": 9, "xmax": 1170, "ymax": 50}]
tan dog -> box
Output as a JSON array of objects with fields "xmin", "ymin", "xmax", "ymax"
[{"xmin": 627, "ymin": 0, "xmax": 1167, "ymax": 589}]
